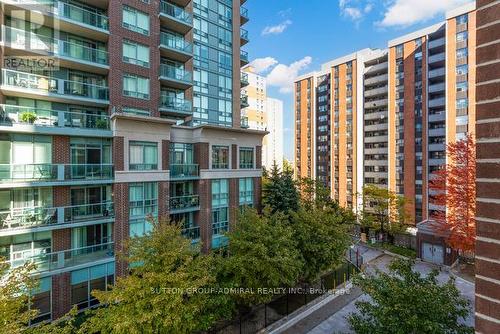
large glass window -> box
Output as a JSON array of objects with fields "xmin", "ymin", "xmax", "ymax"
[
  {"xmin": 212, "ymin": 146, "xmax": 229, "ymax": 169},
  {"xmin": 129, "ymin": 218, "xmax": 153, "ymax": 237},
  {"xmin": 129, "ymin": 182, "xmax": 158, "ymax": 218},
  {"xmin": 129, "ymin": 141, "xmax": 157, "ymax": 170},
  {"xmin": 122, "ymin": 5, "xmax": 149, "ymax": 35},
  {"xmin": 30, "ymin": 276, "xmax": 51, "ymax": 324},
  {"xmin": 71, "ymin": 262, "xmax": 114, "ymax": 310},
  {"xmin": 123, "ymin": 74, "xmax": 150, "ymax": 99},
  {"xmin": 211, "ymin": 179, "xmax": 228, "ymax": 208},
  {"xmin": 456, "ymin": 64, "xmax": 468, "ymax": 75},
  {"xmin": 0, "ymin": 231, "xmax": 51, "ymax": 266},
  {"xmin": 123, "ymin": 40, "xmax": 150, "ymax": 67},
  {"xmin": 239, "ymin": 148, "xmax": 254, "ymax": 169},
  {"xmin": 169, "ymin": 143, "xmax": 194, "ymax": 164},
  {"xmin": 239, "ymin": 178, "xmax": 253, "ymax": 207},
  {"xmin": 456, "ymin": 31, "xmax": 468, "ymax": 42}
]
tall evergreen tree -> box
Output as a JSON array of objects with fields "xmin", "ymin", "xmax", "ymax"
[{"xmin": 262, "ymin": 162, "xmax": 299, "ymax": 214}]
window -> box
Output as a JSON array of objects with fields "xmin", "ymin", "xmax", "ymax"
[
  {"xmin": 456, "ymin": 31, "xmax": 468, "ymax": 42},
  {"xmin": 123, "ymin": 40, "xmax": 150, "ymax": 67},
  {"xmin": 129, "ymin": 218, "xmax": 153, "ymax": 237},
  {"xmin": 71, "ymin": 262, "xmax": 115, "ymax": 310},
  {"xmin": 212, "ymin": 145, "xmax": 229, "ymax": 169},
  {"xmin": 456, "ymin": 81, "xmax": 468, "ymax": 93},
  {"xmin": 456, "ymin": 48, "xmax": 468, "ymax": 59},
  {"xmin": 129, "ymin": 141, "xmax": 157, "ymax": 170},
  {"xmin": 239, "ymin": 148, "xmax": 253, "ymax": 169},
  {"xmin": 239, "ymin": 178, "xmax": 253, "ymax": 207},
  {"xmin": 123, "ymin": 74, "xmax": 150, "ymax": 99},
  {"xmin": 29, "ymin": 276, "xmax": 51, "ymax": 324},
  {"xmin": 212, "ymin": 179, "xmax": 229, "ymax": 239},
  {"xmin": 122, "ymin": 106, "xmax": 150, "ymax": 116},
  {"xmin": 457, "ymin": 14, "xmax": 468, "ymax": 24},
  {"xmin": 456, "ymin": 64, "xmax": 468, "ymax": 75},
  {"xmin": 456, "ymin": 98, "xmax": 468, "ymax": 109},
  {"xmin": 122, "ymin": 5, "xmax": 149, "ymax": 35},
  {"xmin": 129, "ymin": 182, "xmax": 158, "ymax": 219}
]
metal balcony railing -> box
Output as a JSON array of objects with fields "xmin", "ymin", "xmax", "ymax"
[
  {"xmin": 181, "ymin": 225, "xmax": 200, "ymax": 240},
  {"xmin": 169, "ymin": 164, "xmax": 199, "ymax": 179},
  {"xmin": 169, "ymin": 195, "xmax": 200, "ymax": 212}
]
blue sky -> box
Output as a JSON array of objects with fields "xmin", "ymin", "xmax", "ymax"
[{"xmin": 243, "ymin": 0, "xmax": 470, "ymax": 160}]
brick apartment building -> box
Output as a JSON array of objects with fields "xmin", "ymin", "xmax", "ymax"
[
  {"xmin": 474, "ymin": 0, "xmax": 500, "ymax": 332},
  {"xmin": 0, "ymin": 0, "xmax": 264, "ymax": 322}
]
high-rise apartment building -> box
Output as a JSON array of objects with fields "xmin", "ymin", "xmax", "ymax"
[
  {"xmin": 0, "ymin": 0, "xmax": 264, "ymax": 323},
  {"xmin": 474, "ymin": 0, "xmax": 500, "ymax": 332},
  {"xmin": 294, "ymin": 2, "xmax": 477, "ymax": 222},
  {"xmin": 241, "ymin": 66, "xmax": 283, "ymax": 169}
]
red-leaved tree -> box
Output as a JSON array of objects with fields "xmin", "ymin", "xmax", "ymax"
[{"xmin": 428, "ymin": 133, "xmax": 476, "ymax": 253}]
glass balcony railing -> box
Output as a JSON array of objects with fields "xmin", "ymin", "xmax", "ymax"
[
  {"xmin": 169, "ymin": 195, "xmax": 200, "ymax": 212},
  {"xmin": 241, "ymin": 115, "xmax": 249, "ymax": 128},
  {"xmin": 65, "ymin": 164, "xmax": 113, "ymax": 180},
  {"xmin": 159, "ymin": 94, "xmax": 192, "ymax": 113},
  {"xmin": 0, "ymin": 104, "xmax": 110, "ymax": 130},
  {"xmin": 160, "ymin": 32, "xmax": 192, "ymax": 54},
  {"xmin": 240, "ymin": 7, "xmax": 249, "ymax": 21},
  {"xmin": 63, "ymin": 201, "xmax": 114, "ymax": 223},
  {"xmin": 170, "ymin": 164, "xmax": 199, "ymax": 179},
  {"xmin": 2, "ymin": 69, "xmax": 109, "ymax": 101},
  {"xmin": 0, "ymin": 163, "xmax": 113, "ymax": 182},
  {"xmin": 0, "ymin": 163, "xmax": 58, "ymax": 181},
  {"xmin": 241, "ymin": 94, "xmax": 249, "ymax": 107},
  {"xmin": 240, "ymin": 28, "xmax": 249, "ymax": 41},
  {"xmin": 4, "ymin": 242, "xmax": 114, "ymax": 273},
  {"xmin": 160, "ymin": 1, "xmax": 193, "ymax": 25},
  {"xmin": 0, "ymin": 201, "xmax": 114, "ymax": 231},
  {"xmin": 159, "ymin": 64, "xmax": 193, "ymax": 84},
  {"xmin": 241, "ymin": 72, "xmax": 249, "ymax": 86},
  {"xmin": 241, "ymin": 50, "xmax": 249, "ymax": 63},
  {"xmin": 181, "ymin": 225, "xmax": 200, "ymax": 240},
  {"xmin": 2, "ymin": 26, "xmax": 108, "ymax": 65}
]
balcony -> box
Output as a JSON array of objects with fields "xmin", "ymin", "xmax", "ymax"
[
  {"xmin": 364, "ymin": 86, "xmax": 387, "ymax": 98},
  {"xmin": 1, "ymin": 26, "xmax": 109, "ymax": 73},
  {"xmin": 4, "ymin": 242, "xmax": 114, "ymax": 274},
  {"xmin": 240, "ymin": 6, "xmax": 249, "ymax": 24},
  {"xmin": 170, "ymin": 164, "xmax": 199, "ymax": 180},
  {"xmin": 240, "ymin": 50, "xmax": 249, "ymax": 66},
  {"xmin": 240, "ymin": 28, "xmax": 249, "ymax": 45},
  {"xmin": 0, "ymin": 104, "xmax": 111, "ymax": 136},
  {"xmin": 428, "ymin": 52, "xmax": 445, "ymax": 64},
  {"xmin": 1, "ymin": 69, "xmax": 109, "ymax": 106},
  {"xmin": 241, "ymin": 72, "xmax": 249, "ymax": 87},
  {"xmin": 241, "ymin": 94, "xmax": 249, "ymax": 108},
  {"xmin": 241, "ymin": 115, "xmax": 249, "ymax": 128},
  {"xmin": 211, "ymin": 222, "xmax": 229, "ymax": 248},
  {"xmin": 159, "ymin": 94, "xmax": 192, "ymax": 117},
  {"xmin": 169, "ymin": 195, "xmax": 200, "ymax": 213},
  {"xmin": 364, "ymin": 98, "xmax": 388, "ymax": 109},
  {"xmin": 428, "ymin": 37, "xmax": 445, "ymax": 49},
  {"xmin": 428, "ymin": 67, "xmax": 445, "ymax": 78},
  {"xmin": 0, "ymin": 163, "xmax": 113, "ymax": 186},
  {"xmin": 0, "ymin": 201, "xmax": 114, "ymax": 234},
  {"xmin": 429, "ymin": 97, "xmax": 445, "ymax": 108},
  {"xmin": 159, "ymin": 64, "xmax": 193, "ymax": 89},
  {"xmin": 159, "ymin": 1, "xmax": 193, "ymax": 34},
  {"xmin": 364, "ymin": 73, "xmax": 388, "ymax": 86},
  {"xmin": 365, "ymin": 62, "xmax": 388, "ymax": 75},
  {"xmin": 159, "ymin": 32, "xmax": 193, "ymax": 62},
  {"xmin": 429, "ymin": 128, "xmax": 446, "ymax": 137},
  {"xmin": 428, "ymin": 82, "xmax": 445, "ymax": 93},
  {"xmin": 2, "ymin": 1, "xmax": 109, "ymax": 41},
  {"xmin": 181, "ymin": 225, "xmax": 200, "ymax": 240}
]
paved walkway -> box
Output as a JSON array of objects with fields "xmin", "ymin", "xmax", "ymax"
[{"xmin": 271, "ymin": 245, "xmax": 475, "ymax": 334}]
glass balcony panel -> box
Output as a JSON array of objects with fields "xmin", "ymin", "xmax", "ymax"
[
  {"xmin": 160, "ymin": 1, "xmax": 193, "ymax": 25},
  {"xmin": 159, "ymin": 64, "xmax": 192, "ymax": 83},
  {"xmin": 64, "ymin": 201, "xmax": 114, "ymax": 223},
  {"xmin": 0, "ymin": 206, "xmax": 57, "ymax": 230},
  {"xmin": 160, "ymin": 32, "xmax": 192, "ymax": 53},
  {"xmin": 0, "ymin": 164, "xmax": 57, "ymax": 181},
  {"xmin": 66, "ymin": 164, "xmax": 113, "ymax": 180},
  {"xmin": 169, "ymin": 164, "xmax": 199, "ymax": 179},
  {"xmin": 59, "ymin": 2, "xmax": 109, "ymax": 30},
  {"xmin": 169, "ymin": 195, "xmax": 199, "ymax": 211},
  {"xmin": 181, "ymin": 225, "xmax": 200, "ymax": 240},
  {"xmin": 159, "ymin": 94, "xmax": 192, "ymax": 113}
]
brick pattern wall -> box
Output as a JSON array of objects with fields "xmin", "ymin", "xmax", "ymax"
[
  {"xmin": 255, "ymin": 145, "xmax": 262, "ymax": 169},
  {"xmin": 51, "ymin": 273, "xmax": 71, "ymax": 319},
  {"xmin": 198, "ymin": 179, "xmax": 212, "ymax": 253},
  {"xmin": 113, "ymin": 136, "xmax": 125, "ymax": 171},
  {"xmin": 158, "ymin": 181, "xmax": 169, "ymax": 220},
  {"xmin": 231, "ymin": 144, "xmax": 238, "ymax": 169},
  {"xmin": 194, "ymin": 142, "xmax": 209, "ymax": 169},
  {"xmin": 162, "ymin": 140, "xmax": 170, "ymax": 170},
  {"xmin": 253, "ymin": 177, "xmax": 262, "ymax": 212},
  {"xmin": 475, "ymin": 1, "xmax": 500, "ymax": 332},
  {"xmin": 113, "ymin": 182, "xmax": 129, "ymax": 277},
  {"xmin": 229, "ymin": 178, "xmax": 239, "ymax": 230},
  {"xmin": 52, "ymin": 135, "xmax": 70, "ymax": 164},
  {"xmin": 52, "ymin": 229, "xmax": 71, "ymax": 252}
]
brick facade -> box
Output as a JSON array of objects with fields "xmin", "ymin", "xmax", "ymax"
[
  {"xmin": 255, "ymin": 145, "xmax": 262, "ymax": 169},
  {"xmin": 52, "ymin": 136, "xmax": 70, "ymax": 164},
  {"xmin": 253, "ymin": 177, "xmax": 262, "ymax": 212},
  {"xmin": 51, "ymin": 273, "xmax": 71, "ymax": 319},
  {"xmin": 198, "ymin": 179, "xmax": 212, "ymax": 253},
  {"xmin": 113, "ymin": 182, "xmax": 129, "ymax": 277},
  {"xmin": 113, "ymin": 136, "xmax": 125, "ymax": 171},
  {"xmin": 229, "ymin": 178, "xmax": 239, "ymax": 230},
  {"xmin": 231, "ymin": 144, "xmax": 237, "ymax": 169},
  {"xmin": 158, "ymin": 181, "xmax": 169, "ymax": 220},
  {"xmin": 194, "ymin": 142, "xmax": 209, "ymax": 169},
  {"xmin": 162, "ymin": 140, "xmax": 170, "ymax": 171}
]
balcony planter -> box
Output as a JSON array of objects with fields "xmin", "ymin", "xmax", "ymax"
[
  {"xmin": 95, "ymin": 118, "xmax": 108, "ymax": 129},
  {"xmin": 20, "ymin": 111, "xmax": 37, "ymax": 124}
]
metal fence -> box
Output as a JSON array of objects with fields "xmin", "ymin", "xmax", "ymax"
[{"xmin": 211, "ymin": 254, "xmax": 362, "ymax": 334}]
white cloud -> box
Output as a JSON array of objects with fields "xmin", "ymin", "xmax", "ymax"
[
  {"xmin": 262, "ymin": 20, "xmax": 292, "ymax": 35},
  {"xmin": 364, "ymin": 3, "xmax": 373, "ymax": 13},
  {"xmin": 344, "ymin": 7, "xmax": 363, "ymax": 20},
  {"xmin": 378, "ymin": 0, "xmax": 469, "ymax": 27},
  {"xmin": 339, "ymin": 0, "xmax": 372, "ymax": 23},
  {"xmin": 266, "ymin": 56, "xmax": 312, "ymax": 94},
  {"xmin": 248, "ymin": 57, "xmax": 278, "ymax": 73}
]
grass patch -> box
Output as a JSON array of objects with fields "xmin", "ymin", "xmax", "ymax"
[{"xmin": 372, "ymin": 242, "xmax": 417, "ymax": 259}]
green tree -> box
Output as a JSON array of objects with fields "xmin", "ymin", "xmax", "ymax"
[
  {"xmin": 291, "ymin": 206, "xmax": 353, "ymax": 282},
  {"xmin": 359, "ymin": 185, "xmax": 409, "ymax": 235},
  {"xmin": 348, "ymin": 259, "xmax": 473, "ymax": 334},
  {"xmin": 221, "ymin": 208, "xmax": 302, "ymax": 306},
  {"xmin": 79, "ymin": 219, "xmax": 233, "ymax": 334},
  {"xmin": 262, "ymin": 162, "xmax": 299, "ymax": 214}
]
